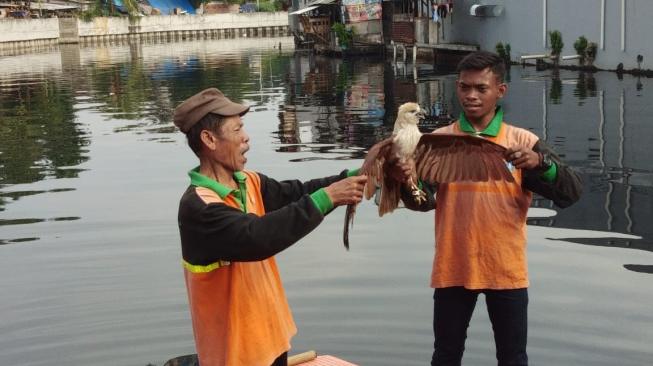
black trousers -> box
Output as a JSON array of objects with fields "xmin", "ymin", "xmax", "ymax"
[
  {"xmin": 431, "ymin": 287, "xmax": 529, "ymax": 366},
  {"xmin": 271, "ymin": 352, "xmax": 288, "ymax": 366}
]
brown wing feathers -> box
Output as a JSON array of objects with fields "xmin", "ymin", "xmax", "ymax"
[
  {"xmin": 415, "ymin": 133, "xmax": 515, "ymax": 184},
  {"xmin": 344, "ymin": 133, "xmax": 514, "ymax": 249},
  {"xmin": 360, "ymin": 138, "xmax": 393, "ymax": 199},
  {"xmin": 344, "ymin": 138, "xmax": 393, "ymax": 249}
]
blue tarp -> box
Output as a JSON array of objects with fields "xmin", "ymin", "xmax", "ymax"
[
  {"xmin": 111, "ymin": 0, "xmax": 129, "ymax": 13},
  {"xmin": 112, "ymin": 0, "xmax": 196, "ymax": 15},
  {"xmin": 146, "ymin": 0, "xmax": 195, "ymax": 14}
]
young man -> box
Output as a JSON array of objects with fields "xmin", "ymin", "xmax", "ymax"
[
  {"xmin": 393, "ymin": 51, "xmax": 582, "ymax": 365},
  {"xmin": 174, "ymin": 88, "xmax": 367, "ymax": 366}
]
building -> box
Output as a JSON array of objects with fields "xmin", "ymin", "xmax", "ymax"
[{"xmin": 446, "ymin": 0, "xmax": 652, "ymax": 71}]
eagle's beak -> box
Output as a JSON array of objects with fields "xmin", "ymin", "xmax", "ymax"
[{"xmin": 417, "ymin": 110, "xmax": 426, "ymax": 120}]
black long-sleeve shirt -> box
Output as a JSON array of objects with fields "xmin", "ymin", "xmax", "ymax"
[{"xmin": 178, "ymin": 170, "xmax": 350, "ymax": 266}]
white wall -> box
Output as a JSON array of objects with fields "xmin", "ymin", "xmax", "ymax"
[
  {"xmin": 0, "ymin": 13, "xmax": 289, "ymax": 44},
  {"xmin": 0, "ymin": 18, "xmax": 59, "ymax": 42},
  {"xmin": 136, "ymin": 13, "xmax": 288, "ymax": 33},
  {"xmin": 77, "ymin": 17, "xmax": 130, "ymax": 36},
  {"xmin": 446, "ymin": 0, "xmax": 653, "ymax": 70}
]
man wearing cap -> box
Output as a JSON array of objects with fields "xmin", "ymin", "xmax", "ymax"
[{"xmin": 174, "ymin": 88, "xmax": 367, "ymax": 366}]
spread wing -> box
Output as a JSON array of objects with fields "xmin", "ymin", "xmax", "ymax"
[
  {"xmin": 343, "ymin": 137, "xmax": 395, "ymax": 250},
  {"xmin": 344, "ymin": 133, "xmax": 514, "ymax": 249},
  {"xmin": 359, "ymin": 137, "xmax": 395, "ymax": 200},
  {"xmin": 359, "ymin": 137, "xmax": 403, "ymax": 216},
  {"xmin": 414, "ymin": 133, "xmax": 515, "ymax": 184}
]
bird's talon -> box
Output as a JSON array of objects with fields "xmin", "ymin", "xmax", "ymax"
[{"xmin": 411, "ymin": 187, "xmax": 427, "ymax": 204}]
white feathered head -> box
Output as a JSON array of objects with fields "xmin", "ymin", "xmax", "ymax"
[{"xmin": 397, "ymin": 102, "xmax": 425, "ymax": 125}]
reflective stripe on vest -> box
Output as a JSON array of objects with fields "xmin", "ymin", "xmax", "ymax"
[{"xmin": 183, "ymin": 259, "xmax": 230, "ymax": 273}]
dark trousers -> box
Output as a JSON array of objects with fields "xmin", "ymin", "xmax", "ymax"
[
  {"xmin": 271, "ymin": 352, "xmax": 288, "ymax": 366},
  {"xmin": 431, "ymin": 287, "xmax": 528, "ymax": 366}
]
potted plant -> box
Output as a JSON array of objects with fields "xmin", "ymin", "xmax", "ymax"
[
  {"xmin": 495, "ymin": 42, "xmax": 511, "ymax": 66},
  {"xmin": 585, "ymin": 42, "xmax": 597, "ymax": 67},
  {"xmin": 549, "ymin": 30, "xmax": 564, "ymax": 67},
  {"xmin": 573, "ymin": 36, "xmax": 588, "ymax": 66}
]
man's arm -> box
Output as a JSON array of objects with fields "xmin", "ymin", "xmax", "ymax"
[
  {"xmin": 400, "ymin": 182, "xmax": 436, "ymax": 211},
  {"xmin": 522, "ymin": 140, "xmax": 583, "ymax": 208},
  {"xmin": 179, "ymin": 174, "xmax": 366, "ymax": 264},
  {"xmin": 506, "ymin": 140, "xmax": 583, "ymax": 209},
  {"xmin": 259, "ymin": 169, "xmax": 355, "ymax": 212},
  {"xmin": 179, "ymin": 191, "xmax": 325, "ymax": 264}
]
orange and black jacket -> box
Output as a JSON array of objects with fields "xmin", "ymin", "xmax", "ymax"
[{"xmin": 178, "ymin": 170, "xmax": 350, "ymax": 265}]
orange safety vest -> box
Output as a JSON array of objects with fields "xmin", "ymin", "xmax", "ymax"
[
  {"xmin": 183, "ymin": 171, "xmax": 297, "ymax": 366},
  {"xmin": 431, "ymin": 121, "xmax": 538, "ymax": 290}
]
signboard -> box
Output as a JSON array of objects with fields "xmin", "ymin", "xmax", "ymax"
[{"xmin": 344, "ymin": 3, "xmax": 382, "ymax": 22}]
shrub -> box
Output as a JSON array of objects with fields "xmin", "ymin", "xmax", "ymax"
[
  {"xmin": 549, "ymin": 30, "xmax": 563, "ymax": 66},
  {"xmin": 573, "ymin": 36, "xmax": 588, "ymax": 65},
  {"xmin": 257, "ymin": 1, "xmax": 277, "ymax": 12},
  {"xmin": 495, "ymin": 42, "xmax": 511, "ymax": 65},
  {"xmin": 585, "ymin": 42, "xmax": 598, "ymax": 67},
  {"xmin": 332, "ymin": 22, "xmax": 354, "ymax": 49}
]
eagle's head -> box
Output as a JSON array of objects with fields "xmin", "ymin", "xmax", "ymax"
[{"xmin": 397, "ymin": 102, "xmax": 425, "ymax": 125}]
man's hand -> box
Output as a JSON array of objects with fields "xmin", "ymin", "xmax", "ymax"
[
  {"xmin": 386, "ymin": 157, "xmax": 416, "ymax": 184},
  {"xmin": 324, "ymin": 175, "xmax": 368, "ymax": 206},
  {"xmin": 505, "ymin": 146, "xmax": 540, "ymax": 170}
]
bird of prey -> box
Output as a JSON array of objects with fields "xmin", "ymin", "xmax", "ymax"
[{"xmin": 343, "ymin": 102, "xmax": 515, "ymax": 249}]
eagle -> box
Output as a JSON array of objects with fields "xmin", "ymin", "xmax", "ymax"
[{"xmin": 343, "ymin": 102, "xmax": 515, "ymax": 249}]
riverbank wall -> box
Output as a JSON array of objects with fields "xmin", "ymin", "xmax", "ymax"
[{"xmin": 0, "ymin": 12, "xmax": 290, "ymax": 55}]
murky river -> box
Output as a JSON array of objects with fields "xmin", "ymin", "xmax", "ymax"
[{"xmin": 1, "ymin": 37, "xmax": 652, "ymax": 366}]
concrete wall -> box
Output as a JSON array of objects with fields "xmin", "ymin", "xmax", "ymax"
[
  {"xmin": 0, "ymin": 13, "xmax": 289, "ymax": 44},
  {"xmin": 444, "ymin": 0, "xmax": 653, "ymax": 70},
  {"xmin": 0, "ymin": 18, "xmax": 59, "ymax": 42},
  {"xmin": 136, "ymin": 12, "xmax": 288, "ymax": 33},
  {"xmin": 77, "ymin": 17, "xmax": 130, "ymax": 37}
]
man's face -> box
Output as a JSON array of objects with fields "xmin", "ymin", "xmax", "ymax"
[
  {"xmin": 456, "ymin": 67, "xmax": 506, "ymax": 125},
  {"xmin": 210, "ymin": 115, "xmax": 250, "ymax": 172}
]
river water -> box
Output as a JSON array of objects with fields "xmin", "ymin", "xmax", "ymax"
[{"xmin": 1, "ymin": 37, "xmax": 652, "ymax": 366}]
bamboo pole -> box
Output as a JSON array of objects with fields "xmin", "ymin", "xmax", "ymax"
[{"xmin": 288, "ymin": 350, "xmax": 317, "ymax": 365}]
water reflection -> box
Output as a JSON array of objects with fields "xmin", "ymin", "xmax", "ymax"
[
  {"xmin": 278, "ymin": 55, "xmax": 457, "ymax": 158},
  {"xmin": 1, "ymin": 45, "xmax": 651, "ymax": 265},
  {"xmin": 521, "ymin": 69, "xmax": 653, "ymax": 272},
  {"xmin": 573, "ymin": 72, "xmax": 597, "ymax": 103},
  {"xmin": 0, "ymin": 39, "xmax": 294, "ymax": 230},
  {"xmin": 0, "ymin": 82, "xmax": 89, "ymax": 187},
  {"xmin": 549, "ymin": 70, "xmax": 563, "ymax": 104}
]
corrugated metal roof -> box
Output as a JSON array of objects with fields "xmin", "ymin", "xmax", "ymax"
[
  {"xmin": 306, "ymin": 0, "xmax": 337, "ymax": 6},
  {"xmin": 289, "ymin": 5, "xmax": 317, "ymax": 15}
]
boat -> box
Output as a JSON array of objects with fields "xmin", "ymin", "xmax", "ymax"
[{"xmin": 163, "ymin": 350, "xmax": 358, "ymax": 366}]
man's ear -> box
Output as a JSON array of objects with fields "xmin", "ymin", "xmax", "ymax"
[
  {"xmin": 200, "ymin": 130, "xmax": 217, "ymax": 151},
  {"xmin": 498, "ymin": 82, "xmax": 507, "ymax": 98}
]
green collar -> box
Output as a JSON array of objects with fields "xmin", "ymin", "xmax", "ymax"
[
  {"xmin": 459, "ymin": 106, "xmax": 503, "ymax": 137},
  {"xmin": 188, "ymin": 167, "xmax": 248, "ymax": 211}
]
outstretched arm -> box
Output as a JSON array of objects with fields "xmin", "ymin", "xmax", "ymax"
[
  {"xmin": 259, "ymin": 169, "xmax": 357, "ymax": 212},
  {"xmin": 505, "ymin": 140, "xmax": 583, "ymax": 208},
  {"xmin": 179, "ymin": 174, "xmax": 367, "ymax": 264}
]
